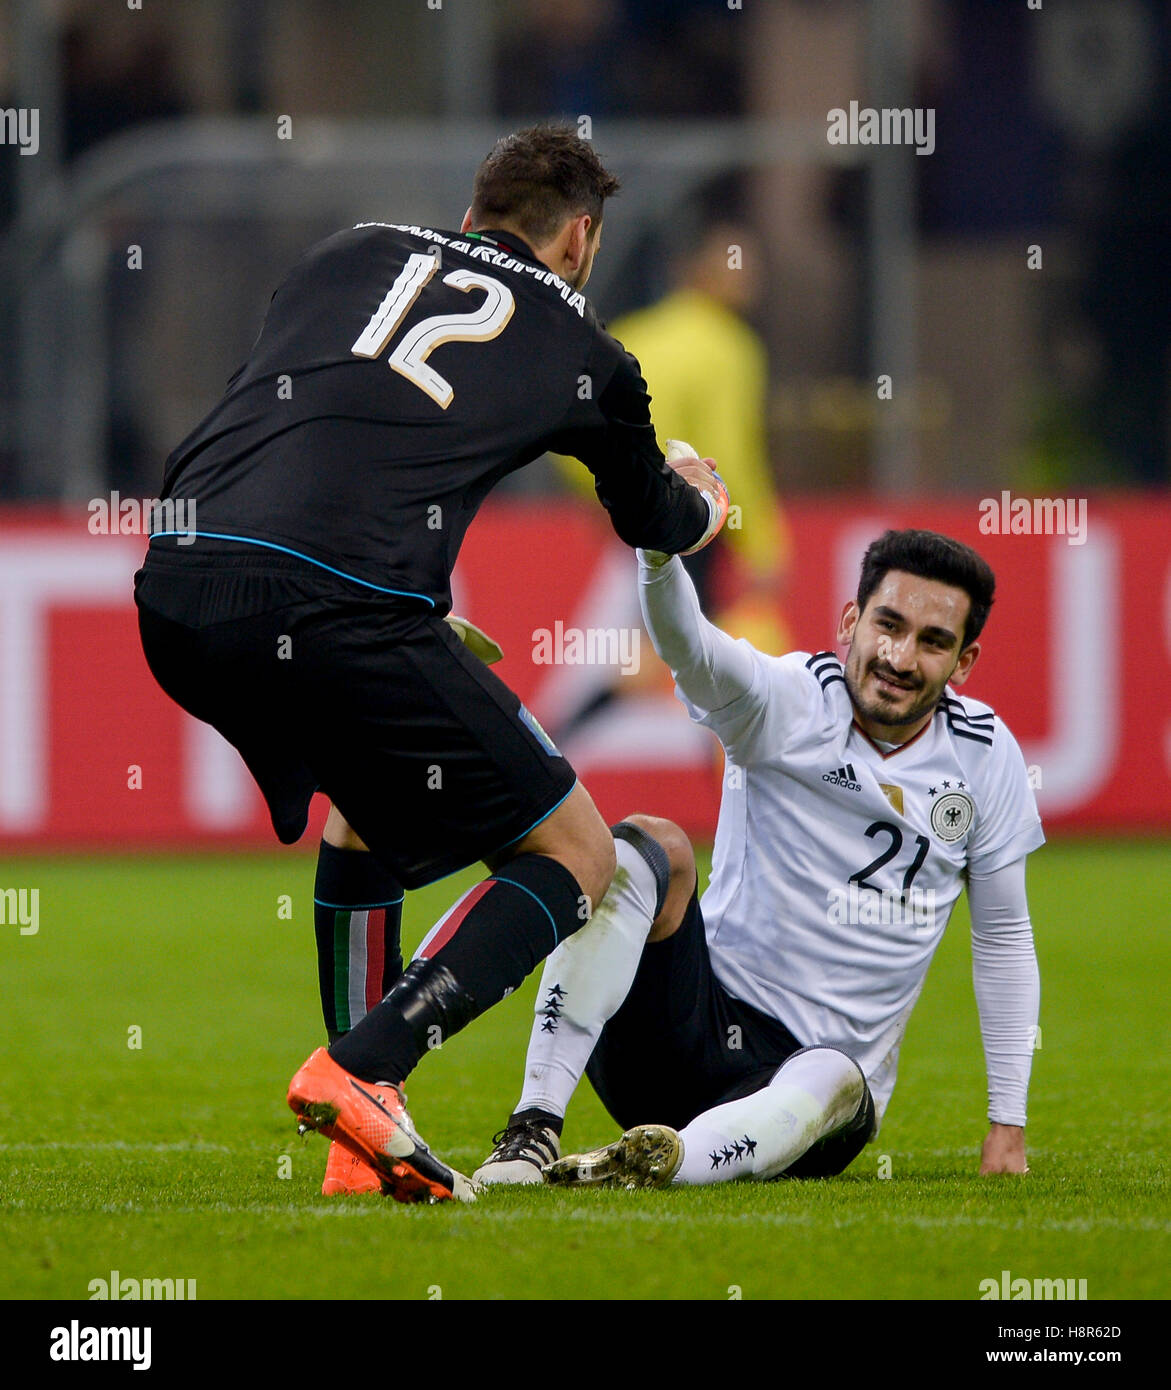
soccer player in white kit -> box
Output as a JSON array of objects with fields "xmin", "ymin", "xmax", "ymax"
[{"xmin": 474, "ymin": 527, "xmax": 1043, "ymax": 1187}]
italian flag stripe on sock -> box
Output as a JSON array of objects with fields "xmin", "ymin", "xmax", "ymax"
[
  {"xmin": 333, "ymin": 908, "xmax": 390, "ymax": 1031},
  {"xmin": 314, "ymin": 839, "xmax": 405, "ymax": 1041},
  {"xmin": 364, "ymin": 908, "xmax": 386, "ymax": 1013}
]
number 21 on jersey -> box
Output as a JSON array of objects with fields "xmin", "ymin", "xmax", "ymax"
[{"xmin": 351, "ymin": 251, "xmax": 515, "ymax": 409}]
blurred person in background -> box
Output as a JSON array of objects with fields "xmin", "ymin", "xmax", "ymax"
[
  {"xmin": 608, "ymin": 214, "xmax": 791, "ymax": 645},
  {"xmin": 553, "ymin": 208, "xmax": 792, "ymax": 739}
]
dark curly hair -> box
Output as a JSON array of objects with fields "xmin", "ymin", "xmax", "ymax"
[
  {"xmin": 857, "ymin": 529, "xmax": 996, "ymax": 648},
  {"xmin": 470, "ymin": 124, "xmax": 621, "ymax": 247}
]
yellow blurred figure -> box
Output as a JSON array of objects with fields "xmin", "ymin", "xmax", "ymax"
[{"xmin": 555, "ymin": 220, "xmax": 792, "ymax": 656}]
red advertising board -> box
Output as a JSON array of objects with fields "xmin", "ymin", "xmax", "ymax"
[{"xmin": 0, "ymin": 497, "xmax": 1168, "ymax": 851}]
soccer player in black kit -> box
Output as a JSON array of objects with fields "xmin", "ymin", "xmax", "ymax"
[{"xmin": 134, "ymin": 126, "xmax": 729, "ymax": 1201}]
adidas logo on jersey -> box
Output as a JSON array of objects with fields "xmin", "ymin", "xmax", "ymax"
[{"xmin": 822, "ymin": 763, "xmax": 862, "ymax": 792}]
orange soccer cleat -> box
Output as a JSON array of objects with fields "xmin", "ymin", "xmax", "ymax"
[
  {"xmin": 321, "ymin": 1140, "xmax": 383, "ymax": 1196},
  {"xmin": 288, "ymin": 1047, "xmax": 478, "ymax": 1204}
]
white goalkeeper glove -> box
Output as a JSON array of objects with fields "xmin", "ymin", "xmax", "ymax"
[{"xmin": 641, "ymin": 438, "xmax": 730, "ymax": 568}]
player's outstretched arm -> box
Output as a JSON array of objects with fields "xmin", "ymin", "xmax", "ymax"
[
  {"xmin": 659, "ymin": 441, "xmax": 729, "ymax": 558},
  {"xmin": 968, "ymin": 856, "xmax": 1039, "ymax": 1176},
  {"xmin": 637, "ymin": 542, "xmax": 759, "ymax": 715},
  {"xmin": 560, "ymin": 353, "xmax": 719, "ymax": 556}
]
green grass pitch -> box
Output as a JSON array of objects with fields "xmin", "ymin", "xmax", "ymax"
[{"xmin": 2, "ymin": 839, "xmax": 1168, "ymax": 1301}]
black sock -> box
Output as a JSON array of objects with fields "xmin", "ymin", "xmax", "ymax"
[
  {"xmin": 313, "ymin": 840, "xmax": 404, "ymax": 1043},
  {"xmin": 329, "ymin": 854, "xmax": 585, "ymax": 1083},
  {"xmin": 508, "ymin": 1106, "xmax": 564, "ymax": 1138}
]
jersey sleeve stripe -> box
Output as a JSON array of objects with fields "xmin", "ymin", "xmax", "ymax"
[
  {"xmin": 943, "ymin": 704, "xmax": 994, "ymax": 721},
  {"xmin": 941, "ymin": 696, "xmax": 994, "ymax": 724},
  {"xmin": 948, "ymin": 724, "xmax": 994, "ymax": 745}
]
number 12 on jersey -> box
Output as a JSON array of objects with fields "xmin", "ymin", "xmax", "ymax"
[{"xmin": 352, "ymin": 252, "xmax": 515, "ymax": 409}]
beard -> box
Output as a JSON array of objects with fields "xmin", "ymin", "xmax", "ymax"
[{"xmin": 844, "ymin": 656, "xmax": 942, "ymax": 729}]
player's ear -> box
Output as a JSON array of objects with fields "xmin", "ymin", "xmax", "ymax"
[
  {"xmin": 566, "ymin": 213, "xmax": 591, "ymax": 272},
  {"xmin": 460, "ymin": 207, "xmax": 473, "ymax": 234},
  {"xmin": 836, "ymin": 600, "xmax": 860, "ymax": 646},
  {"xmin": 949, "ymin": 640, "xmax": 981, "ymax": 687}
]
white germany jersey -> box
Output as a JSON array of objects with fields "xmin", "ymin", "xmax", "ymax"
[{"xmin": 683, "ymin": 648, "xmax": 1045, "ymax": 1125}]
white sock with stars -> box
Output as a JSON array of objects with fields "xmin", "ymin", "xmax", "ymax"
[
  {"xmin": 673, "ymin": 1048, "xmax": 867, "ymax": 1184},
  {"xmin": 512, "ymin": 835, "xmax": 662, "ymax": 1120}
]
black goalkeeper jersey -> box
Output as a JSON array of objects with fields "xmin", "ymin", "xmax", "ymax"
[{"xmin": 155, "ymin": 221, "xmax": 709, "ymax": 613}]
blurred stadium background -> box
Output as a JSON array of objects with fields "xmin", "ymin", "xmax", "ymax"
[{"xmin": 0, "ymin": 0, "xmax": 1167, "ymax": 849}]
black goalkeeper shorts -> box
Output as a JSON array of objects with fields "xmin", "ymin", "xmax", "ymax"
[
  {"xmin": 586, "ymin": 886, "xmax": 876, "ymax": 1178},
  {"xmin": 134, "ymin": 538, "xmax": 577, "ymax": 889}
]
